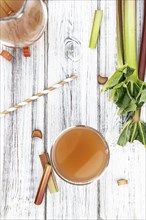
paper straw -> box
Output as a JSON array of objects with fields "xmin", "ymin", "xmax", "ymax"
[{"xmin": 0, "ymin": 75, "xmax": 78, "ymax": 117}]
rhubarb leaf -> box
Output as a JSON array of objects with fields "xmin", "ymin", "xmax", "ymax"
[
  {"xmin": 123, "ymin": 66, "xmax": 135, "ymax": 77},
  {"xmin": 101, "ymin": 65, "xmax": 127, "ymax": 91},
  {"xmin": 118, "ymin": 120, "xmax": 146, "ymax": 147},
  {"xmin": 102, "ymin": 65, "xmax": 146, "ymax": 115},
  {"xmin": 102, "ymin": 65, "xmax": 135, "ymax": 92},
  {"xmin": 136, "ymin": 122, "xmax": 146, "ymax": 146},
  {"xmin": 118, "ymin": 99, "xmax": 137, "ymax": 115},
  {"xmin": 139, "ymin": 90, "xmax": 146, "ymax": 103},
  {"xmin": 117, "ymin": 119, "xmax": 133, "ymax": 146}
]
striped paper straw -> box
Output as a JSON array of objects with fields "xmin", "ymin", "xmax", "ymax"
[{"xmin": 0, "ymin": 75, "xmax": 78, "ymax": 117}]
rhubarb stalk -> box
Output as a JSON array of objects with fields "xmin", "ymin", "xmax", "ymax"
[
  {"xmin": 89, "ymin": 10, "xmax": 103, "ymax": 48},
  {"xmin": 116, "ymin": 0, "xmax": 125, "ymax": 67},
  {"xmin": 138, "ymin": 0, "xmax": 146, "ymax": 81},
  {"xmin": 124, "ymin": 0, "xmax": 137, "ymax": 77},
  {"xmin": 34, "ymin": 164, "xmax": 52, "ymax": 205},
  {"xmin": 39, "ymin": 153, "xmax": 59, "ymax": 193}
]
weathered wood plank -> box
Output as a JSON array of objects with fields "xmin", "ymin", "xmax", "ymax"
[
  {"xmin": 0, "ymin": 37, "xmax": 46, "ymax": 219},
  {"xmin": 46, "ymin": 1, "xmax": 98, "ymax": 220}
]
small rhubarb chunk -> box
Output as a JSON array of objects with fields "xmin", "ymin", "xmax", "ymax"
[
  {"xmin": 98, "ymin": 75, "xmax": 108, "ymax": 85},
  {"xmin": 23, "ymin": 47, "xmax": 31, "ymax": 57},
  {"xmin": 32, "ymin": 129, "xmax": 43, "ymax": 139},
  {"xmin": 0, "ymin": 50, "xmax": 13, "ymax": 61},
  {"xmin": 117, "ymin": 179, "xmax": 128, "ymax": 186}
]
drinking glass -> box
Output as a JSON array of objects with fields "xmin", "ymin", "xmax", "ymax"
[
  {"xmin": 0, "ymin": 0, "xmax": 47, "ymax": 47},
  {"xmin": 51, "ymin": 125, "xmax": 110, "ymax": 185}
]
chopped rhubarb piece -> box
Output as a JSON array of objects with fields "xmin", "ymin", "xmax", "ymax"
[
  {"xmin": 0, "ymin": 50, "xmax": 13, "ymax": 61},
  {"xmin": 23, "ymin": 47, "xmax": 31, "ymax": 57}
]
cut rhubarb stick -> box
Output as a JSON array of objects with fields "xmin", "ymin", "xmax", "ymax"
[
  {"xmin": 0, "ymin": 50, "xmax": 13, "ymax": 61},
  {"xmin": 34, "ymin": 164, "xmax": 52, "ymax": 205},
  {"xmin": 32, "ymin": 129, "xmax": 43, "ymax": 139},
  {"xmin": 39, "ymin": 153, "xmax": 59, "ymax": 193},
  {"xmin": 89, "ymin": 10, "xmax": 103, "ymax": 48},
  {"xmin": 23, "ymin": 47, "xmax": 31, "ymax": 57},
  {"xmin": 117, "ymin": 179, "xmax": 128, "ymax": 186},
  {"xmin": 97, "ymin": 75, "xmax": 108, "ymax": 85}
]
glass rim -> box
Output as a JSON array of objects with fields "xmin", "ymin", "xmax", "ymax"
[
  {"xmin": 50, "ymin": 125, "xmax": 110, "ymax": 185},
  {"xmin": 0, "ymin": 0, "xmax": 27, "ymax": 21}
]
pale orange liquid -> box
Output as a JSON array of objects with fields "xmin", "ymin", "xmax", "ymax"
[{"xmin": 52, "ymin": 127, "xmax": 109, "ymax": 184}]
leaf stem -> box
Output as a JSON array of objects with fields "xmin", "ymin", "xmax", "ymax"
[{"xmin": 133, "ymin": 110, "xmax": 140, "ymax": 123}]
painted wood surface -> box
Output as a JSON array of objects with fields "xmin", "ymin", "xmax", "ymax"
[{"xmin": 0, "ymin": 0, "xmax": 145, "ymax": 219}]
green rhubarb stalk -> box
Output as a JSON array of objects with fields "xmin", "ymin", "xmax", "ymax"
[
  {"xmin": 124, "ymin": 0, "xmax": 137, "ymax": 79},
  {"xmin": 89, "ymin": 10, "xmax": 103, "ymax": 48},
  {"xmin": 123, "ymin": 0, "xmax": 138, "ymax": 119}
]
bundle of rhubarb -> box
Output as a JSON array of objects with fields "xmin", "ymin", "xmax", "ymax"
[{"xmin": 102, "ymin": 0, "xmax": 146, "ymax": 147}]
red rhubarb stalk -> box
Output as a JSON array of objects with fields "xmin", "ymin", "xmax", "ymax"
[{"xmin": 138, "ymin": 0, "xmax": 146, "ymax": 81}]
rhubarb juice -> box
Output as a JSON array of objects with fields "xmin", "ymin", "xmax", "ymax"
[{"xmin": 51, "ymin": 126, "xmax": 109, "ymax": 184}]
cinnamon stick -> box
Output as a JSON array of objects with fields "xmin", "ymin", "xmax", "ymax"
[{"xmin": 39, "ymin": 153, "xmax": 59, "ymax": 193}]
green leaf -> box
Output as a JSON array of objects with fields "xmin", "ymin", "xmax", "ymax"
[
  {"xmin": 118, "ymin": 99, "xmax": 137, "ymax": 115},
  {"xmin": 118, "ymin": 119, "xmax": 146, "ymax": 147},
  {"xmin": 137, "ymin": 122, "xmax": 146, "ymax": 147},
  {"xmin": 125, "ymin": 100, "xmax": 137, "ymax": 112},
  {"xmin": 112, "ymin": 87, "xmax": 126, "ymax": 104},
  {"xmin": 117, "ymin": 119, "xmax": 133, "ymax": 146},
  {"xmin": 102, "ymin": 66, "xmax": 146, "ymax": 115},
  {"xmin": 130, "ymin": 122, "xmax": 138, "ymax": 142},
  {"xmin": 139, "ymin": 90, "xmax": 146, "ymax": 103},
  {"xmin": 133, "ymin": 82, "xmax": 142, "ymax": 99},
  {"xmin": 116, "ymin": 92, "xmax": 131, "ymax": 109},
  {"xmin": 136, "ymin": 81, "xmax": 144, "ymax": 100},
  {"xmin": 123, "ymin": 66, "xmax": 135, "ymax": 77},
  {"xmin": 101, "ymin": 65, "xmax": 127, "ymax": 91}
]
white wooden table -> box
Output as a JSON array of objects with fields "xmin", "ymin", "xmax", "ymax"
[{"xmin": 0, "ymin": 1, "xmax": 146, "ymax": 219}]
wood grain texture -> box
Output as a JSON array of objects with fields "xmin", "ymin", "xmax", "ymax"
[{"xmin": 0, "ymin": 0, "xmax": 145, "ymax": 220}]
